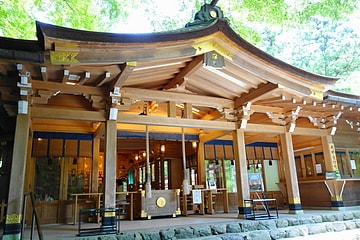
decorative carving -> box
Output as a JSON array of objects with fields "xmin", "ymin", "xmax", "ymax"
[
  {"xmin": 186, "ymin": 0, "xmax": 227, "ymax": 27},
  {"xmin": 266, "ymin": 106, "xmax": 301, "ymax": 132},
  {"xmin": 193, "ymin": 40, "xmax": 234, "ymax": 60},
  {"xmin": 308, "ymin": 111, "xmax": 342, "ymax": 129},
  {"xmin": 156, "ymin": 196, "xmax": 167, "ymax": 208},
  {"xmin": 223, "ymin": 102, "xmax": 254, "ymax": 129},
  {"xmin": 6, "ymin": 213, "xmax": 22, "ymax": 224},
  {"xmin": 50, "ymin": 51, "xmax": 80, "ymax": 64}
]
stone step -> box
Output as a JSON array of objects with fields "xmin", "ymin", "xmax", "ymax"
[{"xmin": 77, "ymin": 211, "xmax": 360, "ymax": 240}]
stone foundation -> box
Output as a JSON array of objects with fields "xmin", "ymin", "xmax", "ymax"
[{"xmin": 76, "ymin": 212, "xmax": 360, "ymax": 240}]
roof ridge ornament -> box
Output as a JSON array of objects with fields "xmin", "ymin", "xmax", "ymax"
[{"xmin": 185, "ymin": 0, "xmax": 227, "ymax": 27}]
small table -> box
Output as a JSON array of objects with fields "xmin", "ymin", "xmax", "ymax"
[{"xmin": 244, "ymin": 198, "xmax": 279, "ymax": 220}]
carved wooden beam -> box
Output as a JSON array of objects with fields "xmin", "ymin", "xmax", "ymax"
[
  {"xmin": 163, "ymin": 55, "xmax": 203, "ymax": 90},
  {"xmin": 62, "ymin": 69, "xmax": 69, "ymax": 83},
  {"xmin": 79, "ymin": 71, "xmax": 91, "ymax": 85},
  {"xmin": 30, "ymin": 106, "xmax": 106, "ymax": 122},
  {"xmin": 96, "ymin": 72, "xmax": 111, "ymax": 86},
  {"xmin": 199, "ymin": 130, "xmax": 230, "ymax": 143},
  {"xmin": 109, "ymin": 62, "xmax": 136, "ymax": 90},
  {"xmin": 121, "ymin": 87, "xmax": 233, "ymax": 109},
  {"xmin": 117, "ymin": 113, "xmax": 235, "ymax": 130},
  {"xmin": 40, "ymin": 66, "xmax": 48, "ymax": 81},
  {"xmin": 235, "ymin": 82, "xmax": 278, "ymax": 108}
]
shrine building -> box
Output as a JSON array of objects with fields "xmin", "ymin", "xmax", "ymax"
[{"xmin": 0, "ymin": 2, "xmax": 360, "ymax": 239}]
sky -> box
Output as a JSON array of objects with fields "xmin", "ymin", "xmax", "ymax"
[{"xmin": 110, "ymin": 0, "xmax": 193, "ymax": 33}]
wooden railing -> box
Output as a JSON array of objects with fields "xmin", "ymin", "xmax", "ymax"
[
  {"xmin": 70, "ymin": 193, "xmax": 103, "ymax": 225},
  {"xmin": 22, "ymin": 192, "xmax": 43, "ymax": 240},
  {"xmin": 70, "ymin": 192, "xmax": 136, "ymax": 224},
  {"xmin": 116, "ymin": 191, "xmax": 136, "ymax": 221}
]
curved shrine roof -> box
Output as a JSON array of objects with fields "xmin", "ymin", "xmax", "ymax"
[{"xmin": 0, "ymin": 17, "xmax": 358, "ymax": 136}]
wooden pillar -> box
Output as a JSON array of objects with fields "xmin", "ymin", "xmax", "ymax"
[
  {"xmin": 24, "ymin": 131, "xmax": 34, "ymax": 194},
  {"xmin": 183, "ymin": 103, "xmax": 193, "ymax": 119},
  {"xmin": 3, "ymin": 114, "xmax": 30, "ymax": 239},
  {"xmin": 168, "ymin": 101, "xmax": 176, "ymax": 118},
  {"xmin": 321, "ymin": 135, "xmax": 339, "ymax": 173},
  {"xmin": 345, "ymin": 149, "xmax": 353, "ymax": 177},
  {"xmin": 321, "ymin": 135, "xmax": 343, "ymax": 208},
  {"xmin": 103, "ymin": 120, "xmax": 117, "ymax": 209},
  {"xmin": 160, "ymin": 156, "xmax": 165, "ymax": 189},
  {"xmin": 197, "ymin": 142, "xmax": 206, "ymax": 186},
  {"xmin": 91, "ymin": 138, "xmax": 100, "ymax": 193},
  {"xmin": 277, "ymin": 147, "xmax": 286, "ymax": 182},
  {"xmin": 300, "ymin": 155, "xmax": 306, "ymax": 178},
  {"xmin": 59, "ymin": 158, "xmax": 69, "ymax": 200},
  {"xmin": 154, "ymin": 157, "xmax": 160, "ymax": 189},
  {"xmin": 279, "ymin": 132, "xmax": 303, "ymax": 214},
  {"xmin": 232, "ymin": 129, "xmax": 251, "ymax": 219}
]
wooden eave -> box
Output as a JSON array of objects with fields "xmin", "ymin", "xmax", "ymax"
[
  {"xmin": 325, "ymin": 89, "xmax": 360, "ymax": 104},
  {"xmin": 0, "ymin": 39, "xmax": 44, "ymax": 64},
  {"xmin": 0, "ymin": 19, "xmax": 358, "ymax": 138},
  {"xmin": 36, "ymin": 20, "xmax": 338, "ymax": 86}
]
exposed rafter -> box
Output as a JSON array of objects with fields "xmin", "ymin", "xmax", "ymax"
[
  {"xmin": 235, "ymin": 83, "xmax": 278, "ymax": 108},
  {"xmin": 163, "ymin": 55, "xmax": 203, "ymax": 90},
  {"xmin": 121, "ymin": 87, "xmax": 234, "ymax": 109},
  {"xmin": 109, "ymin": 62, "xmax": 136, "ymax": 90},
  {"xmin": 40, "ymin": 66, "xmax": 48, "ymax": 81},
  {"xmin": 96, "ymin": 72, "xmax": 111, "ymax": 86}
]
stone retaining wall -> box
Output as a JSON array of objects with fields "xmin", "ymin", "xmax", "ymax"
[{"xmin": 77, "ymin": 212, "xmax": 360, "ymax": 240}]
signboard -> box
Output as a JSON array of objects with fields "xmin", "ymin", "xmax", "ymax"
[
  {"xmin": 325, "ymin": 171, "xmax": 335, "ymax": 180},
  {"xmin": 351, "ymin": 160, "xmax": 357, "ymax": 170},
  {"xmin": 248, "ymin": 173, "xmax": 263, "ymax": 192},
  {"xmin": 192, "ymin": 190, "xmax": 202, "ymax": 204},
  {"xmin": 315, "ymin": 164, "xmax": 322, "ymax": 174}
]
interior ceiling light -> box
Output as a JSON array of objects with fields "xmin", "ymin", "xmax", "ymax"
[
  {"xmin": 68, "ymin": 74, "xmax": 80, "ymax": 81},
  {"xmin": 66, "ymin": 82, "xmax": 76, "ymax": 85}
]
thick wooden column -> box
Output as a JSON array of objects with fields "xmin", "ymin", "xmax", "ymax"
[
  {"xmin": 59, "ymin": 158, "xmax": 69, "ymax": 200},
  {"xmin": 103, "ymin": 120, "xmax": 117, "ymax": 209},
  {"xmin": 160, "ymin": 155, "xmax": 165, "ymax": 189},
  {"xmin": 321, "ymin": 135, "xmax": 339, "ymax": 173},
  {"xmin": 197, "ymin": 142, "xmax": 206, "ymax": 186},
  {"xmin": 3, "ymin": 114, "xmax": 30, "ymax": 239},
  {"xmin": 321, "ymin": 135, "xmax": 343, "ymax": 208},
  {"xmin": 279, "ymin": 132, "xmax": 303, "ymax": 214},
  {"xmin": 232, "ymin": 129, "xmax": 250, "ymax": 219},
  {"xmin": 24, "ymin": 131, "xmax": 34, "ymax": 194}
]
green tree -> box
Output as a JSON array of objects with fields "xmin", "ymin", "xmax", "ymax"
[
  {"xmin": 0, "ymin": 0, "xmax": 129, "ymax": 39},
  {"xmin": 257, "ymin": 16, "xmax": 360, "ymax": 93},
  {"xmin": 259, "ymin": 18, "xmax": 360, "ymax": 77},
  {"xmin": 0, "ymin": 0, "xmax": 36, "ymax": 39},
  {"xmin": 1, "ymin": 0, "xmax": 359, "ymax": 93}
]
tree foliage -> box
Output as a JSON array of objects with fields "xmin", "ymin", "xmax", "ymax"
[
  {"xmin": 259, "ymin": 17, "xmax": 360, "ymax": 76},
  {"xmin": 0, "ymin": 0, "xmax": 36, "ymax": 39},
  {"xmin": 0, "ymin": 0, "xmax": 131, "ymax": 39}
]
